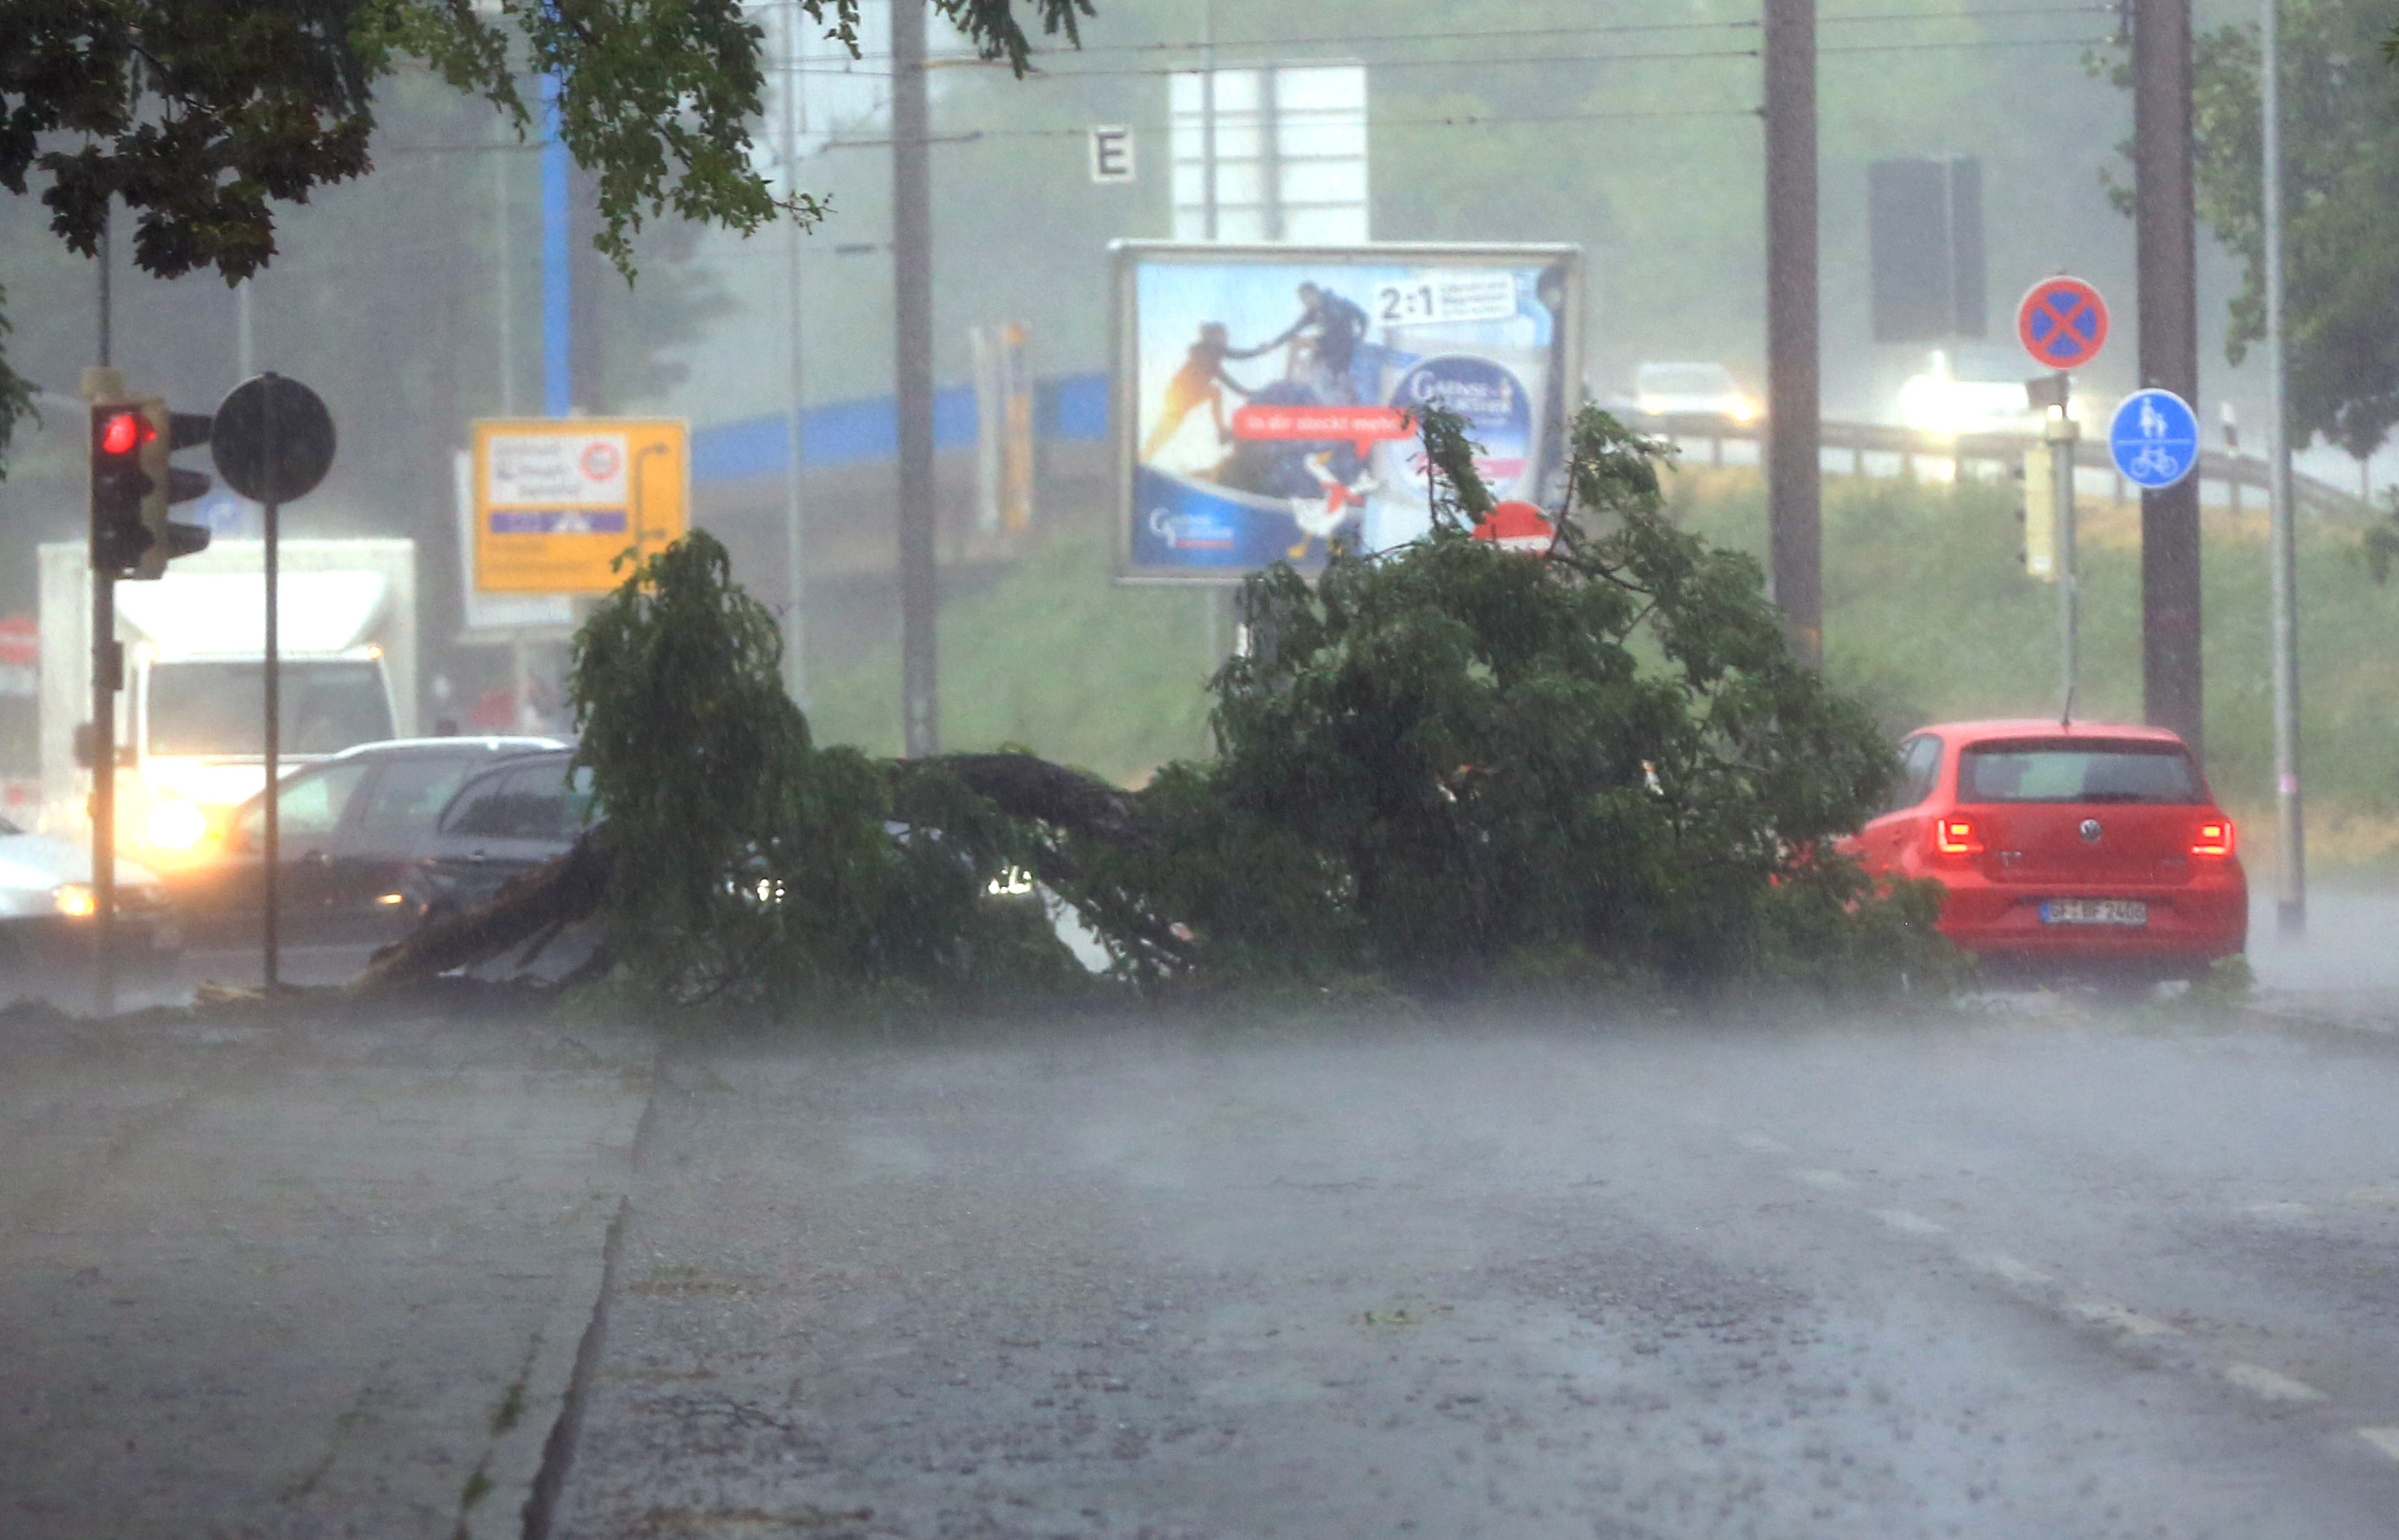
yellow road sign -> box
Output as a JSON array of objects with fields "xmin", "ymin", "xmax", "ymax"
[{"xmin": 470, "ymin": 418, "xmax": 688, "ymax": 593}]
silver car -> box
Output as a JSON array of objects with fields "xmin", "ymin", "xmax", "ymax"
[{"xmin": 0, "ymin": 816, "xmax": 178, "ymax": 971}]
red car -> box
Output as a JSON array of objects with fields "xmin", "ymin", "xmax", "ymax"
[{"xmin": 1847, "ymin": 720, "xmax": 2247, "ymax": 981}]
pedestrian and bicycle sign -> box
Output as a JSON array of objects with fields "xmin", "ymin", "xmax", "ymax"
[
  {"xmin": 2108, "ymin": 388, "xmax": 2200, "ymax": 490},
  {"xmin": 2017, "ymin": 276, "xmax": 2110, "ymax": 372}
]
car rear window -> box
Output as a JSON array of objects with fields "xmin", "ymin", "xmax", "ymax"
[
  {"xmin": 1957, "ymin": 739, "xmax": 2203, "ymax": 806},
  {"xmin": 441, "ymin": 760, "xmax": 596, "ymax": 840}
]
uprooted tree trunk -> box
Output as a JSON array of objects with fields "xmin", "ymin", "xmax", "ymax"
[
  {"xmin": 350, "ymin": 753, "xmax": 1151, "ymax": 994},
  {"xmin": 350, "ymin": 830, "xmax": 615, "ymax": 994}
]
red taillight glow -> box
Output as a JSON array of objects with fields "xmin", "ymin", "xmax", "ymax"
[
  {"xmin": 98, "ymin": 411, "xmax": 151, "ymax": 456},
  {"xmin": 1934, "ymin": 816, "xmax": 1984, "ymax": 856},
  {"xmin": 2192, "ymin": 819, "xmax": 2235, "ymax": 858}
]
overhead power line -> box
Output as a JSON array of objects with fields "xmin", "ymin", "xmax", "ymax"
[{"xmin": 760, "ymin": 3, "xmax": 2110, "ymax": 67}]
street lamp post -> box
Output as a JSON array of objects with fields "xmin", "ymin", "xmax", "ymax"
[{"xmin": 2262, "ymin": 0, "xmax": 2305, "ymax": 937}]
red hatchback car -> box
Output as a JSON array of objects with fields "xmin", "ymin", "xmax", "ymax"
[{"xmin": 1846, "ymin": 720, "xmax": 2247, "ymax": 981}]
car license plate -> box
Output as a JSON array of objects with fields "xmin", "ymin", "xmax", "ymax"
[{"xmin": 2040, "ymin": 899, "xmax": 2147, "ymax": 927}]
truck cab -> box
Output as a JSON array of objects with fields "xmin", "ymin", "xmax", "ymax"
[{"xmin": 37, "ymin": 540, "xmax": 418, "ymax": 870}]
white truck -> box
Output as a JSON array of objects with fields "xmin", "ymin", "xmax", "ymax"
[{"xmin": 36, "ymin": 539, "xmax": 418, "ymax": 866}]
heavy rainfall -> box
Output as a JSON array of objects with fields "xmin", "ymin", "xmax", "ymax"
[{"xmin": 3, "ymin": 0, "xmax": 2398, "ymax": 1535}]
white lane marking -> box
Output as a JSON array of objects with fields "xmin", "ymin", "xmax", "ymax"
[
  {"xmin": 2358, "ymin": 1427, "xmax": 2399, "ymax": 1463},
  {"xmin": 1966, "ymin": 1252, "xmax": 2052, "ymax": 1287},
  {"xmin": 2067, "ymin": 1299, "xmax": 2179, "ymax": 1337},
  {"xmin": 1736, "ymin": 1131, "xmax": 1790, "ymax": 1155},
  {"xmin": 2221, "ymin": 1362, "xmax": 2325, "ymax": 1403},
  {"xmin": 2241, "ymin": 1200, "xmax": 2315, "ymax": 1220},
  {"xmin": 1788, "ymin": 1168, "xmax": 1853, "ymax": 1192},
  {"xmin": 1871, "ymin": 1208, "xmax": 1948, "ymax": 1237},
  {"xmin": 2344, "ymin": 1185, "xmax": 2399, "ymax": 1207}
]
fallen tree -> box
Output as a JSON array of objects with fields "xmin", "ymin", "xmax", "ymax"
[
  {"xmin": 356, "ymin": 406, "xmax": 1959, "ymax": 1008},
  {"xmin": 353, "ymin": 751, "xmax": 1153, "ymax": 994}
]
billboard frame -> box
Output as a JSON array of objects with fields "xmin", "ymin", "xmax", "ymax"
[{"xmin": 1110, "ymin": 239, "xmax": 1584, "ymax": 587}]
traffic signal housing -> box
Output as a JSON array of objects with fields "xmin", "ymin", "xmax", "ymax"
[
  {"xmin": 90, "ymin": 403, "xmax": 155, "ymax": 577},
  {"xmin": 133, "ymin": 400, "xmax": 213, "ymax": 579}
]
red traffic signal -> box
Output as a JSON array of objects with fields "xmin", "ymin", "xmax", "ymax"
[
  {"xmin": 89, "ymin": 398, "xmax": 214, "ymax": 579},
  {"xmin": 90, "ymin": 404, "xmax": 158, "ymax": 576},
  {"xmin": 99, "ymin": 411, "xmax": 154, "ymax": 457}
]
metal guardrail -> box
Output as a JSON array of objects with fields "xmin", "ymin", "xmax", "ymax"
[{"xmin": 1636, "ymin": 414, "xmax": 2365, "ymax": 520}]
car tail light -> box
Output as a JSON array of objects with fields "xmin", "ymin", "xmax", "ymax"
[
  {"xmin": 1933, "ymin": 816, "xmax": 1984, "ymax": 856},
  {"xmin": 2192, "ymin": 818, "xmax": 2235, "ymax": 858}
]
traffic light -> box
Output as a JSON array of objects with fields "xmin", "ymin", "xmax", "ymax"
[
  {"xmin": 133, "ymin": 399, "xmax": 213, "ymax": 579},
  {"xmin": 90, "ymin": 402, "xmax": 154, "ymax": 577}
]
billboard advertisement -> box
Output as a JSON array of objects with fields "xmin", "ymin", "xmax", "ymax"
[{"xmin": 1112, "ymin": 241, "xmax": 1582, "ymax": 583}]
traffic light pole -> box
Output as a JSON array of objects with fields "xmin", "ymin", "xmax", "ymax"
[
  {"xmin": 89, "ymin": 541, "xmax": 119, "ymax": 1017},
  {"xmin": 90, "ymin": 226, "xmax": 119, "ymax": 1018}
]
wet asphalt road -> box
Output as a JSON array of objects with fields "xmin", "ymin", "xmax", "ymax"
[{"xmin": 550, "ymin": 1000, "xmax": 2399, "ymax": 1540}]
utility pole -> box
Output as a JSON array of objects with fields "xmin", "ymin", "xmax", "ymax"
[
  {"xmin": 1762, "ymin": 0, "xmax": 1822, "ymax": 667},
  {"xmin": 2132, "ymin": 0, "xmax": 2204, "ymax": 758},
  {"xmin": 780, "ymin": 3, "xmax": 811, "ymax": 709},
  {"xmin": 892, "ymin": 0, "xmax": 939, "ymax": 756},
  {"xmin": 2262, "ymin": 0, "xmax": 2304, "ymax": 936}
]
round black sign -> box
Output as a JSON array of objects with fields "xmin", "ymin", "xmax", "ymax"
[{"xmin": 211, "ymin": 374, "xmax": 336, "ymax": 503}]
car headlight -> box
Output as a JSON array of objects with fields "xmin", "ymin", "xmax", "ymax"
[
  {"xmin": 1729, "ymin": 399, "xmax": 1757, "ymax": 423},
  {"xmin": 146, "ymin": 797, "xmax": 211, "ymax": 852},
  {"xmin": 52, "ymin": 882, "xmax": 96, "ymax": 919}
]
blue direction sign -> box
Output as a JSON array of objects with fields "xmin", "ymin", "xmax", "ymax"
[{"xmin": 2109, "ymin": 388, "xmax": 2201, "ymax": 489}]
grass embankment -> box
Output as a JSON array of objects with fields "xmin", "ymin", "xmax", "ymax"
[
  {"xmin": 807, "ymin": 471, "xmax": 2399, "ymax": 870},
  {"xmin": 804, "ymin": 530, "xmax": 1216, "ymax": 784},
  {"xmin": 1670, "ymin": 468, "xmax": 2399, "ymax": 872}
]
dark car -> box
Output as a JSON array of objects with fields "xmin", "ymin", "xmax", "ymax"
[
  {"xmin": 405, "ymin": 750, "xmax": 596, "ymax": 923},
  {"xmin": 168, "ymin": 736, "xmax": 567, "ymax": 948}
]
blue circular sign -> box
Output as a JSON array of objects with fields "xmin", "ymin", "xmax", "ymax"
[{"xmin": 2108, "ymin": 388, "xmax": 2201, "ymax": 490}]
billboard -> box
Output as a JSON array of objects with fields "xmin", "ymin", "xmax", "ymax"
[
  {"xmin": 470, "ymin": 418, "xmax": 688, "ymax": 594},
  {"xmin": 1112, "ymin": 241, "xmax": 1582, "ymax": 583}
]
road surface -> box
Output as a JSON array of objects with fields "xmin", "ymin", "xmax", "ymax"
[
  {"xmin": 5, "ymin": 887, "xmax": 2398, "ymax": 1538},
  {"xmin": 549, "ymin": 998, "xmax": 2399, "ymax": 1538}
]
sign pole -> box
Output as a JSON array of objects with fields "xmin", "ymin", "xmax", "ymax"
[
  {"xmin": 2047, "ymin": 374, "xmax": 2080, "ymax": 712},
  {"xmin": 261, "ymin": 374, "xmax": 281, "ymax": 991}
]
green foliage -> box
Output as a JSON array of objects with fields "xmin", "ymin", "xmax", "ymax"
[
  {"xmin": 804, "ymin": 527, "xmax": 1214, "ymax": 782},
  {"xmin": 565, "ymin": 419, "xmax": 1954, "ymax": 1013},
  {"xmin": 567, "ymin": 530, "xmax": 1080, "ymax": 1011},
  {"xmin": 0, "ymin": 0, "xmax": 1088, "ymax": 463},
  {"xmin": 1080, "ymin": 406, "xmax": 1951, "ymax": 995},
  {"xmin": 2192, "ymin": 0, "xmax": 2399, "ymax": 458},
  {"xmin": 1680, "ymin": 466, "xmax": 2399, "ymax": 851}
]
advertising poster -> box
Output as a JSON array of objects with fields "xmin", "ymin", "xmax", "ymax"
[{"xmin": 1112, "ymin": 242, "xmax": 1581, "ymax": 582}]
